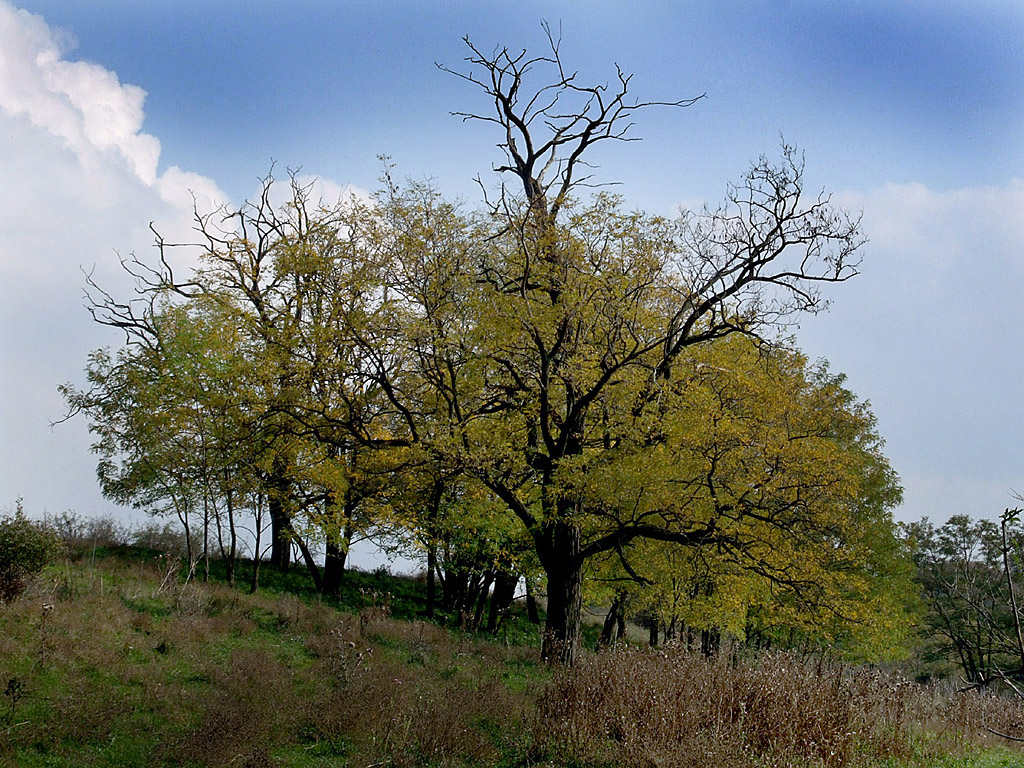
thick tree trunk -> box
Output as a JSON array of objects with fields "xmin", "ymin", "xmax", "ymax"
[
  {"xmin": 541, "ymin": 521, "xmax": 584, "ymax": 665},
  {"xmin": 323, "ymin": 538, "xmax": 347, "ymax": 596},
  {"xmin": 443, "ymin": 567, "xmax": 469, "ymax": 614},
  {"xmin": 487, "ymin": 570, "xmax": 519, "ymax": 633},
  {"xmin": 426, "ymin": 543, "xmax": 437, "ymax": 618},
  {"xmin": 268, "ymin": 462, "xmax": 292, "ymax": 571},
  {"xmin": 322, "ymin": 512, "xmax": 353, "ymax": 597}
]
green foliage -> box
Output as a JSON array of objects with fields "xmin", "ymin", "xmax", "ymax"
[
  {"xmin": 62, "ymin": 36, "xmax": 908, "ymax": 665},
  {"xmin": 904, "ymin": 513, "xmax": 1024, "ymax": 683},
  {"xmin": 65, "ymin": 163, "xmax": 908, "ymax": 662},
  {"xmin": 583, "ymin": 336, "xmax": 912, "ymax": 660},
  {"xmin": 0, "ymin": 501, "xmax": 60, "ymax": 602}
]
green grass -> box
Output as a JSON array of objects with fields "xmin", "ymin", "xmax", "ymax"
[
  {"xmin": 0, "ymin": 548, "xmax": 547, "ymax": 767},
  {"xmin": 883, "ymin": 747, "xmax": 1023, "ymax": 767},
  {"xmin": 0, "ymin": 547, "xmax": 1021, "ymax": 767}
]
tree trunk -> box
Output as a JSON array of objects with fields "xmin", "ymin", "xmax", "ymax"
[
  {"xmin": 221, "ymin": 482, "xmax": 237, "ymax": 586},
  {"xmin": 201, "ymin": 492, "xmax": 211, "ymax": 583},
  {"xmin": 268, "ymin": 500, "xmax": 290, "ymax": 570},
  {"xmin": 287, "ymin": 522, "xmax": 323, "ymax": 592},
  {"xmin": 599, "ymin": 594, "xmax": 621, "ymax": 648},
  {"xmin": 443, "ymin": 566, "xmax": 468, "ymax": 614},
  {"xmin": 175, "ymin": 494, "xmax": 193, "ymax": 567},
  {"xmin": 323, "ymin": 538, "xmax": 347, "ymax": 596},
  {"xmin": 472, "ymin": 571, "xmax": 494, "ymax": 631},
  {"xmin": 268, "ymin": 457, "xmax": 291, "ymax": 572},
  {"xmin": 487, "ymin": 570, "xmax": 519, "ymax": 633},
  {"xmin": 426, "ymin": 542, "xmax": 437, "ymax": 618},
  {"xmin": 423, "ymin": 479, "xmax": 444, "ymax": 618},
  {"xmin": 323, "ymin": 513, "xmax": 353, "ymax": 596},
  {"xmin": 249, "ymin": 492, "xmax": 264, "ymax": 595},
  {"xmin": 249, "ymin": 552, "xmax": 262, "ymax": 595},
  {"xmin": 541, "ymin": 521, "xmax": 583, "ymax": 665},
  {"xmin": 1001, "ymin": 511, "xmax": 1024, "ymax": 669},
  {"xmin": 701, "ymin": 628, "xmax": 720, "ymax": 657},
  {"xmin": 525, "ymin": 577, "xmax": 540, "ymax": 624}
]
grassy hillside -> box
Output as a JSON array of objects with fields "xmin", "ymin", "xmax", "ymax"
[{"xmin": 0, "ymin": 546, "xmax": 1022, "ymax": 767}]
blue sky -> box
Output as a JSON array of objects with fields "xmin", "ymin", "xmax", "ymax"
[
  {"xmin": 2, "ymin": 0, "xmax": 1024, "ymax": 536},
  {"xmin": 13, "ymin": 1, "xmax": 1023, "ymax": 201}
]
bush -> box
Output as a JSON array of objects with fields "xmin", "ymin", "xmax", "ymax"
[
  {"xmin": 0, "ymin": 501, "xmax": 60, "ymax": 602},
  {"xmin": 45, "ymin": 510, "xmax": 131, "ymax": 549},
  {"xmin": 131, "ymin": 520, "xmax": 188, "ymax": 556}
]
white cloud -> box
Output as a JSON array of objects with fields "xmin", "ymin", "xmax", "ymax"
[
  {"xmin": 261, "ymin": 173, "xmax": 373, "ymax": 215},
  {"xmin": 0, "ymin": 4, "xmax": 162, "ymax": 185},
  {"xmin": 0, "ymin": 2, "xmax": 365, "ymax": 522},
  {"xmin": 157, "ymin": 165, "xmax": 230, "ymax": 217},
  {"xmin": 0, "ymin": 2, "xmax": 227, "ymax": 519},
  {"xmin": 295, "ymin": 174, "xmax": 373, "ymax": 209},
  {"xmin": 836, "ymin": 181, "xmax": 1024, "ymax": 288},
  {"xmin": 799, "ymin": 179, "xmax": 1024, "ymax": 523}
]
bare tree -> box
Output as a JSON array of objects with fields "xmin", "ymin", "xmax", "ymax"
[
  {"xmin": 423, "ymin": 30, "xmax": 866, "ymax": 664},
  {"xmin": 440, "ymin": 21, "xmax": 704, "ymax": 228}
]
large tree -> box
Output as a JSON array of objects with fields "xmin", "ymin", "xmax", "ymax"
[
  {"xmin": 66, "ymin": 175, "xmax": 397, "ymax": 588},
  {"xmin": 354, "ymin": 35, "xmax": 865, "ymax": 663},
  {"xmin": 66, "ymin": 32, "xmax": 903, "ymax": 667}
]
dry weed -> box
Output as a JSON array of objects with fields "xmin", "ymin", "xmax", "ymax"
[
  {"xmin": 533, "ymin": 646, "xmax": 934, "ymax": 768},
  {"xmin": 167, "ymin": 647, "xmax": 305, "ymax": 766}
]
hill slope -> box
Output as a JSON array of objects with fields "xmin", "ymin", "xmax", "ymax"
[{"xmin": 0, "ymin": 547, "xmax": 1021, "ymax": 767}]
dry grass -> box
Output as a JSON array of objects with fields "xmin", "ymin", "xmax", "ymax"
[
  {"xmin": 299, "ymin": 609, "xmax": 537, "ymax": 767},
  {"xmin": 166, "ymin": 647, "xmax": 305, "ymax": 767},
  {"xmin": 1, "ymin": 550, "xmax": 1022, "ymax": 767},
  {"xmin": 0, "ymin": 552, "xmax": 538, "ymax": 766},
  {"xmin": 530, "ymin": 645, "xmax": 1024, "ymax": 768}
]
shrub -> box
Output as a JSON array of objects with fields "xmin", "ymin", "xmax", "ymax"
[
  {"xmin": 0, "ymin": 501, "xmax": 60, "ymax": 602},
  {"xmin": 131, "ymin": 520, "xmax": 189, "ymax": 556},
  {"xmin": 45, "ymin": 510, "xmax": 131, "ymax": 549}
]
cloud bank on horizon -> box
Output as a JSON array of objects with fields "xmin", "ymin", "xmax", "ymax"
[
  {"xmin": 1, "ymin": 0, "xmax": 1022, "ymax": 528},
  {"xmin": 0, "ymin": 2, "xmax": 225, "ymax": 519}
]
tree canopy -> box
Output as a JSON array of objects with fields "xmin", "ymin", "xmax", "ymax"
[{"xmin": 63, "ymin": 31, "xmax": 909, "ymax": 665}]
